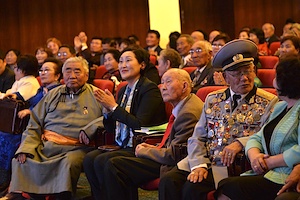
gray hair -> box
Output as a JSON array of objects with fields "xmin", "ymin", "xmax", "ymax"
[{"xmin": 62, "ymin": 56, "xmax": 89, "ymax": 74}]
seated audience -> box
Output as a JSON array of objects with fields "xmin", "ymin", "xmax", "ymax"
[
  {"xmin": 189, "ymin": 40, "xmax": 215, "ymax": 93},
  {"xmin": 217, "ymin": 56, "xmax": 300, "ymax": 200},
  {"xmin": 6, "ymin": 56, "xmax": 103, "ymax": 200},
  {"xmin": 35, "ymin": 47, "xmax": 53, "ymax": 68},
  {"xmin": 46, "ymin": 37, "xmax": 62, "ymax": 57},
  {"xmin": 144, "ymin": 29, "xmax": 163, "ymax": 56},
  {"xmin": 238, "ymin": 29, "xmax": 250, "ymax": 39},
  {"xmin": 278, "ymin": 36, "xmax": 300, "ymax": 59},
  {"xmin": 191, "ymin": 30, "xmax": 207, "ymax": 42},
  {"xmin": 18, "ymin": 58, "xmax": 62, "ymax": 119},
  {"xmin": 0, "ymin": 50, "xmax": 14, "ymax": 93},
  {"xmin": 176, "ymin": 34, "xmax": 194, "ymax": 68},
  {"xmin": 118, "ymin": 38, "xmax": 131, "ymax": 52},
  {"xmin": 262, "ymin": 23, "xmax": 280, "ymax": 47},
  {"xmin": 158, "ymin": 39, "xmax": 278, "ymax": 200},
  {"xmin": 57, "ymin": 45, "xmax": 76, "ymax": 64},
  {"xmin": 5, "ymin": 49, "xmax": 21, "ymax": 71},
  {"xmin": 157, "ymin": 48, "xmax": 182, "ymax": 76},
  {"xmin": 128, "ymin": 34, "xmax": 141, "ymax": 47},
  {"xmin": 249, "ymin": 28, "xmax": 270, "ymax": 56},
  {"xmin": 102, "ymin": 49, "xmax": 122, "ymax": 91},
  {"xmin": 102, "ymin": 68, "xmax": 204, "ymax": 200},
  {"xmin": 212, "ymin": 33, "xmax": 230, "ymax": 57},
  {"xmin": 167, "ymin": 31, "xmax": 181, "ymax": 50},
  {"xmin": 291, "ymin": 23, "xmax": 300, "ymax": 38},
  {"xmin": 0, "ymin": 55, "xmax": 40, "ymax": 196},
  {"xmin": 280, "ymin": 18, "xmax": 295, "ymax": 39},
  {"xmin": 83, "ymin": 47, "xmax": 166, "ymax": 199},
  {"xmin": 209, "ymin": 30, "xmax": 221, "ymax": 43}
]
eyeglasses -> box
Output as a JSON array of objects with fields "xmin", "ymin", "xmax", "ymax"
[
  {"xmin": 39, "ymin": 69, "xmax": 53, "ymax": 74},
  {"xmin": 57, "ymin": 52, "xmax": 68, "ymax": 57},
  {"xmin": 227, "ymin": 70, "xmax": 254, "ymax": 78},
  {"xmin": 212, "ymin": 44, "xmax": 224, "ymax": 48},
  {"xmin": 189, "ymin": 48, "xmax": 203, "ymax": 55}
]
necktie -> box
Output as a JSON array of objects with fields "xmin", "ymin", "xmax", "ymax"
[
  {"xmin": 158, "ymin": 114, "xmax": 175, "ymax": 149},
  {"xmin": 192, "ymin": 70, "xmax": 201, "ymax": 86},
  {"xmin": 232, "ymin": 94, "xmax": 241, "ymax": 110}
]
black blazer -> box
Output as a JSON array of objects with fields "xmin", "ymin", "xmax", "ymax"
[
  {"xmin": 104, "ymin": 76, "xmax": 167, "ymax": 133},
  {"xmin": 190, "ymin": 62, "xmax": 215, "ymax": 93}
]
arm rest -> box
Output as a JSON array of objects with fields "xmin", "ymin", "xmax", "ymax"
[
  {"xmin": 132, "ymin": 133, "xmax": 164, "ymax": 150},
  {"xmin": 228, "ymin": 151, "xmax": 251, "ymax": 176}
]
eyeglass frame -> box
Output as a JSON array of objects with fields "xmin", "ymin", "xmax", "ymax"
[
  {"xmin": 226, "ymin": 69, "xmax": 255, "ymax": 78},
  {"xmin": 189, "ymin": 48, "xmax": 203, "ymax": 55}
]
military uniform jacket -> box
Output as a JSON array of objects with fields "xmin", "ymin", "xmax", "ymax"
[{"xmin": 178, "ymin": 86, "xmax": 278, "ymax": 172}]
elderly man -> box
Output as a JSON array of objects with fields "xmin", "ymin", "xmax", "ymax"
[
  {"xmin": 262, "ymin": 23, "xmax": 280, "ymax": 47},
  {"xmin": 176, "ymin": 34, "xmax": 194, "ymax": 68},
  {"xmin": 191, "ymin": 30, "xmax": 207, "ymax": 42},
  {"xmin": 7, "ymin": 57, "xmax": 103, "ymax": 200},
  {"xmin": 189, "ymin": 40, "xmax": 216, "ymax": 93},
  {"xmin": 157, "ymin": 48, "xmax": 182, "ymax": 76},
  {"xmin": 159, "ymin": 39, "xmax": 278, "ymax": 200},
  {"xmin": 100, "ymin": 68, "xmax": 204, "ymax": 200}
]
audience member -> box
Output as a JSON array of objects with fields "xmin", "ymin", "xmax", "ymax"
[
  {"xmin": 46, "ymin": 37, "xmax": 62, "ymax": 57},
  {"xmin": 128, "ymin": 34, "xmax": 141, "ymax": 47},
  {"xmin": 209, "ymin": 30, "xmax": 221, "ymax": 43},
  {"xmin": 18, "ymin": 58, "xmax": 63, "ymax": 119},
  {"xmin": 144, "ymin": 30, "xmax": 163, "ymax": 56},
  {"xmin": 7, "ymin": 56, "xmax": 103, "ymax": 200},
  {"xmin": 239, "ymin": 29, "xmax": 250, "ymax": 39},
  {"xmin": 102, "ymin": 49, "xmax": 122, "ymax": 91},
  {"xmin": 0, "ymin": 50, "xmax": 14, "ymax": 93},
  {"xmin": 212, "ymin": 33, "xmax": 230, "ymax": 57},
  {"xmin": 278, "ymin": 36, "xmax": 300, "ymax": 59},
  {"xmin": 118, "ymin": 38, "xmax": 131, "ymax": 52},
  {"xmin": 57, "ymin": 45, "xmax": 76, "ymax": 64},
  {"xmin": 0, "ymin": 55, "xmax": 40, "ymax": 197},
  {"xmin": 167, "ymin": 31, "xmax": 181, "ymax": 50},
  {"xmin": 83, "ymin": 47, "xmax": 166, "ymax": 200},
  {"xmin": 262, "ymin": 23, "xmax": 280, "ymax": 47},
  {"xmin": 5, "ymin": 49, "xmax": 21, "ymax": 71},
  {"xmin": 281, "ymin": 18, "xmax": 295, "ymax": 39},
  {"xmin": 157, "ymin": 49, "xmax": 182, "ymax": 76},
  {"xmin": 249, "ymin": 28, "xmax": 270, "ymax": 56},
  {"xmin": 291, "ymin": 23, "xmax": 300, "ymax": 38},
  {"xmin": 189, "ymin": 41, "xmax": 215, "ymax": 93},
  {"xmin": 158, "ymin": 39, "xmax": 278, "ymax": 200},
  {"xmin": 74, "ymin": 32, "xmax": 103, "ymax": 83},
  {"xmin": 191, "ymin": 30, "xmax": 207, "ymax": 42},
  {"xmin": 217, "ymin": 56, "xmax": 300, "ymax": 200},
  {"xmin": 35, "ymin": 47, "xmax": 53, "ymax": 68},
  {"xmin": 176, "ymin": 34, "xmax": 194, "ymax": 68},
  {"xmin": 103, "ymin": 68, "xmax": 204, "ymax": 200}
]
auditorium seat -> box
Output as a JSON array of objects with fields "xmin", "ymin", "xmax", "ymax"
[
  {"xmin": 150, "ymin": 55, "xmax": 157, "ymax": 65},
  {"xmin": 182, "ymin": 66, "xmax": 197, "ymax": 74},
  {"xmin": 93, "ymin": 79, "xmax": 114, "ymax": 93},
  {"xmin": 115, "ymin": 81, "xmax": 128, "ymax": 100},
  {"xmin": 36, "ymin": 76, "xmax": 42, "ymax": 86},
  {"xmin": 269, "ymin": 41, "xmax": 280, "ymax": 56},
  {"xmin": 256, "ymin": 69, "xmax": 276, "ymax": 87},
  {"xmin": 196, "ymin": 86, "xmax": 226, "ymax": 102},
  {"xmin": 259, "ymin": 56, "xmax": 278, "ymax": 69},
  {"xmin": 94, "ymin": 65, "xmax": 108, "ymax": 79}
]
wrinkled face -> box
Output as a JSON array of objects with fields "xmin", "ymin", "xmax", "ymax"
[
  {"xmin": 279, "ymin": 40, "xmax": 299, "ymax": 58},
  {"xmin": 262, "ymin": 24, "xmax": 274, "ymax": 38},
  {"xmin": 176, "ymin": 37, "xmax": 192, "ymax": 56},
  {"xmin": 39, "ymin": 62, "xmax": 60, "ymax": 86},
  {"xmin": 5, "ymin": 51, "xmax": 18, "ymax": 65},
  {"xmin": 212, "ymin": 39, "xmax": 226, "ymax": 56},
  {"xmin": 104, "ymin": 53, "xmax": 119, "ymax": 72},
  {"xmin": 58, "ymin": 47, "xmax": 73, "ymax": 63},
  {"xmin": 189, "ymin": 43, "xmax": 211, "ymax": 68},
  {"xmin": 239, "ymin": 31, "xmax": 249, "ymax": 39},
  {"xmin": 249, "ymin": 33, "xmax": 259, "ymax": 45},
  {"xmin": 90, "ymin": 39, "xmax": 102, "ymax": 53},
  {"xmin": 47, "ymin": 41, "xmax": 59, "ymax": 55},
  {"xmin": 225, "ymin": 64, "xmax": 255, "ymax": 94},
  {"xmin": 191, "ymin": 31, "xmax": 204, "ymax": 42},
  {"xmin": 36, "ymin": 49, "xmax": 48, "ymax": 64},
  {"xmin": 157, "ymin": 56, "xmax": 169, "ymax": 77},
  {"xmin": 63, "ymin": 62, "xmax": 88, "ymax": 92},
  {"xmin": 146, "ymin": 33, "xmax": 159, "ymax": 47},
  {"xmin": 160, "ymin": 71, "xmax": 184, "ymax": 105},
  {"xmin": 13, "ymin": 66, "xmax": 25, "ymax": 81},
  {"xmin": 118, "ymin": 51, "xmax": 143, "ymax": 82}
]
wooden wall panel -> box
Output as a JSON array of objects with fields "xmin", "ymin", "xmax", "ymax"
[{"xmin": 0, "ymin": 0, "xmax": 149, "ymax": 54}]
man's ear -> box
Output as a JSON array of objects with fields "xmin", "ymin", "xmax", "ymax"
[{"xmin": 140, "ymin": 62, "xmax": 146, "ymax": 70}]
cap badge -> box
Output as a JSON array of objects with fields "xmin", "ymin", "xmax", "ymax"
[{"xmin": 233, "ymin": 54, "xmax": 243, "ymax": 62}]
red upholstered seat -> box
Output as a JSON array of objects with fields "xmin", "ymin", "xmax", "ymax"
[
  {"xmin": 36, "ymin": 76, "xmax": 42, "ymax": 86},
  {"xmin": 259, "ymin": 56, "xmax": 279, "ymax": 69},
  {"xmin": 196, "ymin": 86, "xmax": 227, "ymax": 102},
  {"xmin": 94, "ymin": 65, "xmax": 108, "ymax": 79},
  {"xmin": 256, "ymin": 69, "xmax": 276, "ymax": 87},
  {"xmin": 150, "ymin": 55, "xmax": 157, "ymax": 65},
  {"xmin": 182, "ymin": 66, "xmax": 197, "ymax": 74},
  {"xmin": 115, "ymin": 81, "xmax": 128, "ymax": 100},
  {"xmin": 269, "ymin": 41, "xmax": 280, "ymax": 56},
  {"xmin": 93, "ymin": 79, "xmax": 114, "ymax": 93}
]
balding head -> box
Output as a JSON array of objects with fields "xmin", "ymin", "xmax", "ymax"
[
  {"xmin": 191, "ymin": 31, "xmax": 205, "ymax": 42},
  {"xmin": 160, "ymin": 68, "xmax": 192, "ymax": 107},
  {"xmin": 262, "ymin": 23, "xmax": 275, "ymax": 38}
]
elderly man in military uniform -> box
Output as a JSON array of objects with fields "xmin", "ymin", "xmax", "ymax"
[{"xmin": 158, "ymin": 39, "xmax": 278, "ymax": 200}]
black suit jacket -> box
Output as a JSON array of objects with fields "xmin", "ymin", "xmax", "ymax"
[
  {"xmin": 0, "ymin": 67, "xmax": 15, "ymax": 93},
  {"xmin": 266, "ymin": 34, "xmax": 280, "ymax": 47},
  {"xmin": 104, "ymin": 76, "xmax": 167, "ymax": 133},
  {"xmin": 144, "ymin": 45, "xmax": 163, "ymax": 55},
  {"xmin": 77, "ymin": 49, "xmax": 102, "ymax": 82},
  {"xmin": 190, "ymin": 62, "xmax": 215, "ymax": 93}
]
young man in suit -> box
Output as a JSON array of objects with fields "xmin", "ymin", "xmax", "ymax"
[
  {"xmin": 159, "ymin": 39, "xmax": 278, "ymax": 200},
  {"xmin": 101, "ymin": 68, "xmax": 204, "ymax": 200}
]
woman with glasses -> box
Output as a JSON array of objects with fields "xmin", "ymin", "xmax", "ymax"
[{"xmin": 0, "ymin": 55, "xmax": 40, "ymax": 197}]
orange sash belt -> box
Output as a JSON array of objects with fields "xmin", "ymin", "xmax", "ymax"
[{"xmin": 42, "ymin": 130, "xmax": 81, "ymax": 146}]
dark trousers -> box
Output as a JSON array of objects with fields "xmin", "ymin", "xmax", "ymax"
[
  {"xmin": 218, "ymin": 175, "xmax": 283, "ymax": 200},
  {"xmin": 104, "ymin": 154, "xmax": 162, "ymax": 200},
  {"xmin": 83, "ymin": 148, "xmax": 135, "ymax": 200},
  {"xmin": 275, "ymin": 192, "xmax": 300, "ymax": 200},
  {"xmin": 159, "ymin": 166, "xmax": 215, "ymax": 200}
]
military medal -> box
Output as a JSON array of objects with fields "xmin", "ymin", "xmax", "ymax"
[
  {"xmin": 83, "ymin": 106, "xmax": 88, "ymax": 115},
  {"xmin": 206, "ymin": 108, "xmax": 212, "ymax": 114}
]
